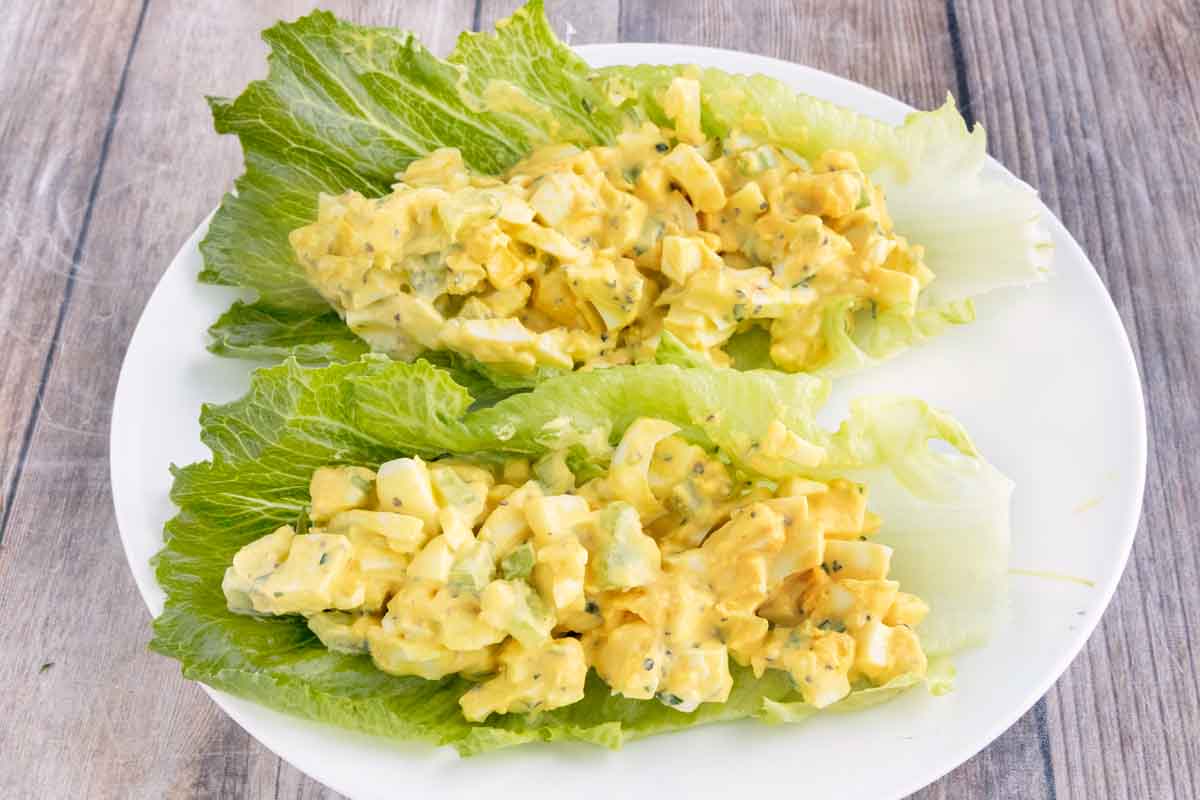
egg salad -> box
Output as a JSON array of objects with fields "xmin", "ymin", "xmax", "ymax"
[
  {"xmin": 289, "ymin": 77, "xmax": 933, "ymax": 374},
  {"xmin": 224, "ymin": 417, "xmax": 930, "ymax": 722}
]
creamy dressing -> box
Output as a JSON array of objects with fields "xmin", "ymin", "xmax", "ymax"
[{"xmin": 224, "ymin": 419, "xmax": 930, "ymax": 721}]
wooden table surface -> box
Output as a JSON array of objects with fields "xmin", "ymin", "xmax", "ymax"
[{"xmin": 1, "ymin": 1, "xmax": 1197, "ymax": 797}]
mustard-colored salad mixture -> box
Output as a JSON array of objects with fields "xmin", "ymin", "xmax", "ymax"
[
  {"xmin": 289, "ymin": 77, "xmax": 933, "ymax": 374},
  {"xmin": 224, "ymin": 417, "xmax": 929, "ymax": 721}
]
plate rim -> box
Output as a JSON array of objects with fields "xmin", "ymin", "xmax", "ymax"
[{"xmin": 110, "ymin": 41, "xmax": 1147, "ymax": 800}]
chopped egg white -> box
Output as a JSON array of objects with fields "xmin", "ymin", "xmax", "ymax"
[
  {"xmin": 290, "ymin": 78, "xmax": 933, "ymax": 375},
  {"xmin": 224, "ymin": 418, "xmax": 932, "ymax": 722}
]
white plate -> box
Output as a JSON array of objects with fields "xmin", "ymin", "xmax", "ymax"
[{"xmin": 111, "ymin": 44, "xmax": 1146, "ymax": 800}]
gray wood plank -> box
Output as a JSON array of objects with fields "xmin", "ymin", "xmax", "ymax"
[
  {"xmin": 953, "ymin": 1, "xmax": 1200, "ymax": 799},
  {"xmin": 0, "ymin": 2, "xmax": 471, "ymax": 799},
  {"xmin": 0, "ymin": 0, "xmax": 146, "ymax": 541},
  {"xmin": 478, "ymin": 0, "xmax": 620, "ymax": 42},
  {"xmin": 618, "ymin": 0, "xmax": 956, "ymax": 111},
  {"xmin": 343, "ymin": 0, "xmax": 477, "ymax": 50}
]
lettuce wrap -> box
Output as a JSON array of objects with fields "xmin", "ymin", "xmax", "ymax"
[
  {"xmin": 200, "ymin": 1, "xmax": 1048, "ymax": 381},
  {"xmin": 151, "ymin": 353, "xmax": 1010, "ymax": 754}
]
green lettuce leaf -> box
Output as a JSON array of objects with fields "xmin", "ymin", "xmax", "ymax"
[
  {"xmin": 815, "ymin": 297, "xmax": 977, "ymax": 376},
  {"xmin": 207, "ymin": 302, "xmax": 367, "ymax": 365},
  {"xmin": 464, "ymin": 362, "xmax": 830, "ymax": 468},
  {"xmin": 816, "ymin": 397, "xmax": 1013, "ymax": 655},
  {"xmin": 198, "ymin": 1, "xmax": 618, "ymax": 367},
  {"xmin": 420, "ymin": 350, "xmax": 566, "ymax": 409},
  {"xmin": 199, "ymin": 1, "xmax": 1047, "ymax": 378},
  {"xmin": 152, "ymin": 357, "xmax": 1009, "ymax": 754}
]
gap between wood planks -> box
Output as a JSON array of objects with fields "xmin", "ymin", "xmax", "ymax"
[{"xmin": 944, "ymin": 0, "xmax": 975, "ymax": 129}]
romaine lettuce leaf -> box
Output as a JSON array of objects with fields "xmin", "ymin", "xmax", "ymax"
[
  {"xmin": 207, "ymin": 302, "xmax": 367, "ymax": 365},
  {"xmin": 420, "ymin": 349, "xmax": 567, "ymax": 408},
  {"xmin": 152, "ymin": 356, "xmax": 1009, "ymax": 754},
  {"xmin": 198, "ymin": 0, "xmax": 1047, "ymax": 377},
  {"xmin": 198, "ymin": 1, "xmax": 618, "ymax": 365},
  {"xmin": 817, "ymin": 397, "xmax": 1013, "ymax": 655}
]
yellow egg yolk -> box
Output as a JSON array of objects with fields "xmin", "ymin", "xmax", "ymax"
[{"xmin": 224, "ymin": 419, "xmax": 930, "ymax": 722}]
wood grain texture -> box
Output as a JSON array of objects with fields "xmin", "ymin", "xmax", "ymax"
[
  {"xmin": 618, "ymin": 0, "xmax": 956, "ymax": 111},
  {"xmin": 954, "ymin": 2, "xmax": 1200, "ymax": 798},
  {"xmin": 0, "ymin": 0, "xmax": 1195, "ymax": 798},
  {"xmin": 478, "ymin": 0, "xmax": 620, "ymax": 43},
  {"xmin": 0, "ymin": 1, "xmax": 146, "ymax": 540},
  {"xmin": 0, "ymin": 3, "xmax": 471, "ymax": 799}
]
